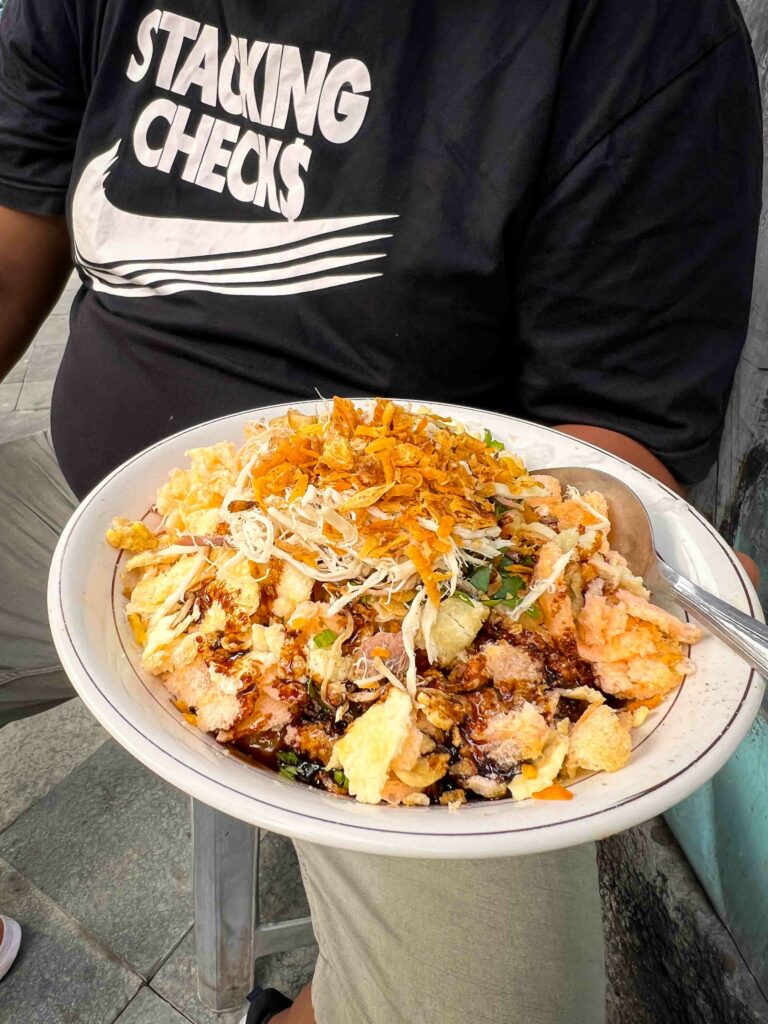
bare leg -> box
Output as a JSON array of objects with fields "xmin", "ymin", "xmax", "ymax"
[{"xmin": 271, "ymin": 982, "xmax": 315, "ymax": 1024}]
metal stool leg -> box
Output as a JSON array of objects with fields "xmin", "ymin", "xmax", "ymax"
[{"xmin": 192, "ymin": 798, "xmax": 257, "ymax": 1012}]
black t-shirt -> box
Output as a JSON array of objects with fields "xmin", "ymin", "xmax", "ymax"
[{"xmin": 0, "ymin": 0, "xmax": 761, "ymax": 497}]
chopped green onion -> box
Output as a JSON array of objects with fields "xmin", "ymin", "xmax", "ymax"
[
  {"xmin": 483, "ymin": 577, "xmax": 526, "ymax": 608},
  {"xmin": 277, "ymin": 750, "xmax": 321, "ymax": 781},
  {"xmin": 313, "ymin": 628, "xmax": 338, "ymax": 649},
  {"xmin": 483, "ymin": 429, "xmax": 504, "ymax": 451},
  {"xmin": 493, "ymin": 499, "xmax": 509, "ymax": 516},
  {"xmin": 453, "ymin": 591, "xmax": 475, "ymax": 605},
  {"xmin": 484, "ymin": 596, "xmax": 522, "ymax": 609},
  {"xmin": 331, "ymin": 769, "xmax": 349, "ymax": 789},
  {"xmin": 523, "ymin": 604, "xmax": 543, "ymax": 622},
  {"xmin": 468, "ymin": 565, "xmax": 492, "ymax": 592},
  {"xmin": 494, "ymin": 574, "xmax": 526, "ymax": 601}
]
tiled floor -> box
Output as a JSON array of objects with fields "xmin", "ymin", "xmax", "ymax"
[
  {"xmin": 0, "ymin": 700, "xmax": 317, "ymax": 1024},
  {"xmin": 0, "ymin": 276, "xmax": 319, "ymax": 1021},
  {"xmin": 0, "ymin": 275, "xmax": 77, "ymax": 444}
]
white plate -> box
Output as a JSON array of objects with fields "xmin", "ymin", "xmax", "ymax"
[{"xmin": 48, "ymin": 400, "xmax": 765, "ymax": 857}]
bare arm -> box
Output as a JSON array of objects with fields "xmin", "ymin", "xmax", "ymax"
[
  {"xmin": 555, "ymin": 423, "xmax": 684, "ymax": 496},
  {"xmin": 556, "ymin": 422, "xmax": 760, "ymax": 587},
  {"xmin": 0, "ymin": 205, "xmax": 73, "ymax": 380}
]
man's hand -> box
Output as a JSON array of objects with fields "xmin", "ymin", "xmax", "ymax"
[
  {"xmin": 555, "ymin": 423, "xmax": 760, "ymax": 590},
  {"xmin": 554, "ymin": 423, "xmax": 685, "ymax": 496},
  {"xmin": 0, "ymin": 205, "xmax": 73, "ymax": 380},
  {"xmin": 736, "ymin": 553, "xmax": 760, "ymax": 590}
]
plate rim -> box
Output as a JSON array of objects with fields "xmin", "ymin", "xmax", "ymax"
[{"xmin": 47, "ymin": 399, "xmax": 765, "ymax": 857}]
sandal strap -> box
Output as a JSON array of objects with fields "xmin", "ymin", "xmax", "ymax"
[{"xmin": 245, "ymin": 985, "xmax": 293, "ymax": 1024}]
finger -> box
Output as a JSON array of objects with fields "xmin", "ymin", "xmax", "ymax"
[{"xmin": 735, "ymin": 551, "xmax": 760, "ymax": 590}]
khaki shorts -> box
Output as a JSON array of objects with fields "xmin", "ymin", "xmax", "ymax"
[
  {"xmin": 296, "ymin": 839, "xmax": 605, "ymax": 1024},
  {"xmin": 0, "ymin": 430, "xmax": 606, "ymax": 1022},
  {"xmin": 0, "ymin": 431, "xmax": 77, "ymax": 728}
]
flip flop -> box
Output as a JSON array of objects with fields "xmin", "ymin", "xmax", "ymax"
[
  {"xmin": 0, "ymin": 916, "xmax": 21, "ymax": 982},
  {"xmin": 240, "ymin": 985, "xmax": 293, "ymax": 1024}
]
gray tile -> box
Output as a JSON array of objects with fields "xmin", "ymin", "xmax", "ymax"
[
  {"xmin": 3, "ymin": 352, "xmax": 31, "ymax": 385},
  {"xmin": 25, "ymin": 342, "xmax": 65, "ymax": 382},
  {"xmin": 0, "ymin": 857, "xmax": 141, "ymax": 1024},
  {"xmin": 114, "ymin": 987, "xmax": 192, "ymax": 1024},
  {"xmin": 258, "ymin": 832, "xmax": 310, "ymax": 923},
  {"xmin": 0, "ymin": 410, "xmax": 50, "ymax": 444},
  {"xmin": 150, "ymin": 932, "xmax": 244, "ymax": 1024},
  {"xmin": 151, "ymin": 931, "xmax": 317, "ymax": 1024},
  {"xmin": 33, "ymin": 315, "xmax": 70, "ymax": 347},
  {"xmin": 0, "ymin": 741, "xmax": 193, "ymax": 977},
  {"xmin": 0, "ymin": 698, "xmax": 108, "ymax": 833},
  {"xmin": 51, "ymin": 295, "xmax": 73, "ymax": 318},
  {"xmin": 51, "ymin": 275, "xmax": 80, "ymax": 316},
  {"xmin": 17, "ymin": 378, "xmax": 55, "ymax": 411},
  {"xmin": 0, "ymin": 382, "xmax": 21, "ymax": 412}
]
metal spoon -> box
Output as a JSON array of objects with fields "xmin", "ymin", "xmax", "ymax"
[{"xmin": 542, "ymin": 467, "xmax": 768, "ymax": 713}]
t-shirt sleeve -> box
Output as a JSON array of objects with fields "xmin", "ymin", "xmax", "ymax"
[
  {"xmin": 513, "ymin": 18, "xmax": 762, "ymax": 485},
  {"xmin": 0, "ymin": 0, "xmax": 86, "ymax": 215}
]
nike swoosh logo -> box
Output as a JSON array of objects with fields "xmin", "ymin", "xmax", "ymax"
[{"xmin": 72, "ymin": 141, "xmax": 397, "ymax": 297}]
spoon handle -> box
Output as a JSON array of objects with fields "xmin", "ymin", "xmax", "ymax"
[{"xmin": 653, "ymin": 558, "xmax": 768, "ymax": 716}]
